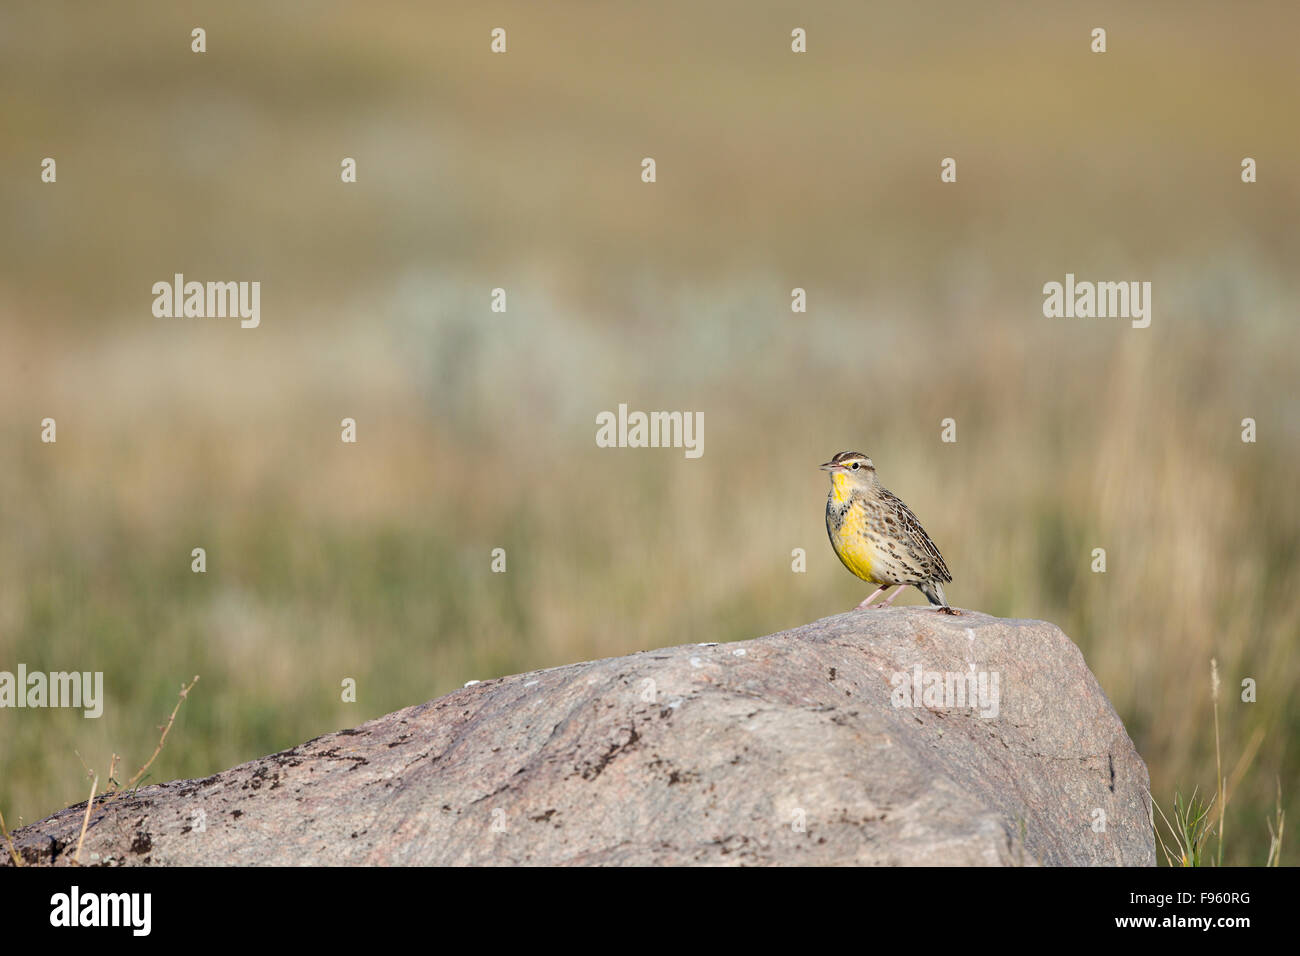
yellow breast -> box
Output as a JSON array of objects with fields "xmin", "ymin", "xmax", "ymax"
[
  {"xmin": 829, "ymin": 471, "xmax": 853, "ymax": 505},
  {"xmin": 827, "ymin": 489, "xmax": 879, "ymax": 583}
]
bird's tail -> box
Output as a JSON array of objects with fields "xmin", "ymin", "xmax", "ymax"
[{"xmin": 919, "ymin": 581, "xmax": 947, "ymax": 606}]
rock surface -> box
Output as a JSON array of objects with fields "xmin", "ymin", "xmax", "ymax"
[{"xmin": 6, "ymin": 609, "xmax": 1154, "ymax": 866}]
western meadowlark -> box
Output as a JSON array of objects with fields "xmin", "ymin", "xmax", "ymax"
[{"xmin": 820, "ymin": 451, "xmax": 958, "ymax": 613}]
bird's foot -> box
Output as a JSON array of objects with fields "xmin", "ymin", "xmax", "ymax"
[{"xmin": 934, "ymin": 605, "xmax": 962, "ymax": 615}]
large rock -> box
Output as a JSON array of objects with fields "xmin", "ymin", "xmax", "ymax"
[{"xmin": 6, "ymin": 609, "xmax": 1154, "ymax": 866}]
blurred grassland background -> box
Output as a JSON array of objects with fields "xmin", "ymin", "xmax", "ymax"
[{"xmin": 1, "ymin": 2, "xmax": 1297, "ymax": 863}]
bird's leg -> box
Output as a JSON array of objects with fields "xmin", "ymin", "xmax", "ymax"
[
  {"xmin": 858, "ymin": 585, "xmax": 905, "ymax": 610},
  {"xmin": 881, "ymin": 585, "xmax": 906, "ymax": 606},
  {"xmin": 854, "ymin": 586, "xmax": 886, "ymax": 610}
]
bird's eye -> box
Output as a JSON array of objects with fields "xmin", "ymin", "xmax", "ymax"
[{"xmin": 851, "ymin": 462, "xmax": 860, "ymax": 470}]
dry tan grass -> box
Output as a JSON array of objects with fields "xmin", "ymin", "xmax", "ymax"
[{"xmin": 1, "ymin": 1, "xmax": 1296, "ymax": 863}]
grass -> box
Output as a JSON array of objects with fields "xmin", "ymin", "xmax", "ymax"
[
  {"xmin": 2, "ymin": 675, "xmax": 197, "ymax": 865},
  {"xmin": 1153, "ymin": 789, "xmax": 1216, "ymax": 868},
  {"xmin": 1, "ymin": 2, "xmax": 1297, "ymax": 865},
  {"xmin": 1153, "ymin": 660, "xmax": 1287, "ymax": 866},
  {"xmin": 1267, "ymin": 781, "xmax": 1286, "ymax": 867}
]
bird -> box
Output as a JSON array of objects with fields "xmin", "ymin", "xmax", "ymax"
[{"xmin": 820, "ymin": 451, "xmax": 958, "ymax": 614}]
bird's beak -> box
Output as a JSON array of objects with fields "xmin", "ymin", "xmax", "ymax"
[{"xmin": 819, "ymin": 460, "xmax": 838, "ymax": 472}]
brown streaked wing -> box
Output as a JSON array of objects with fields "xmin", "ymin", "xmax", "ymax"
[{"xmin": 875, "ymin": 487, "xmax": 951, "ymax": 583}]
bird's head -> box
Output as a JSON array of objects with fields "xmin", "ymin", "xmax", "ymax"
[{"xmin": 819, "ymin": 451, "xmax": 877, "ymax": 488}]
